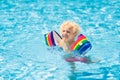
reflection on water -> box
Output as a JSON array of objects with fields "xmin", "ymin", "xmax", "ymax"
[
  {"xmin": 68, "ymin": 64, "xmax": 120, "ymax": 80},
  {"xmin": 68, "ymin": 62, "xmax": 76, "ymax": 80}
]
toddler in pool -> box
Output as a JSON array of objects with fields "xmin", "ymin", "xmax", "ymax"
[
  {"xmin": 57, "ymin": 21, "xmax": 80, "ymax": 52},
  {"xmin": 57, "ymin": 21, "xmax": 99, "ymax": 63}
]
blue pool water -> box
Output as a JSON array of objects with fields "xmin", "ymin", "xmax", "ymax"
[{"xmin": 0, "ymin": 0, "xmax": 120, "ymax": 80}]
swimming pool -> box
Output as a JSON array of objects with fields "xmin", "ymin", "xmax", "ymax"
[{"xmin": 0, "ymin": 0, "xmax": 120, "ymax": 80}]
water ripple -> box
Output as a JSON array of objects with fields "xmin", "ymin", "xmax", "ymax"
[{"xmin": 0, "ymin": 0, "xmax": 120, "ymax": 80}]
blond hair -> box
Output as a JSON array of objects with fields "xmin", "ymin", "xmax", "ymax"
[{"xmin": 60, "ymin": 21, "xmax": 81, "ymax": 36}]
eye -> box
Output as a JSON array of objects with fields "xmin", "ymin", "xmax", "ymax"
[
  {"xmin": 67, "ymin": 31, "xmax": 70, "ymax": 33},
  {"xmin": 63, "ymin": 30, "xmax": 65, "ymax": 32}
]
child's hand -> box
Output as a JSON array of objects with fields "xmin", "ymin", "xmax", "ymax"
[
  {"xmin": 57, "ymin": 39, "xmax": 69, "ymax": 52},
  {"xmin": 57, "ymin": 39, "xmax": 66, "ymax": 47}
]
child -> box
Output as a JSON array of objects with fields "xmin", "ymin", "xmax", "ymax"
[
  {"xmin": 57, "ymin": 21, "xmax": 100, "ymax": 63},
  {"xmin": 57, "ymin": 21, "xmax": 80, "ymax": 52}
]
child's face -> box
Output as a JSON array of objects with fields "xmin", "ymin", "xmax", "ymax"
[{"xmin": 60, "ymin": 26, "xmax": 75, "ymax": 42}]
